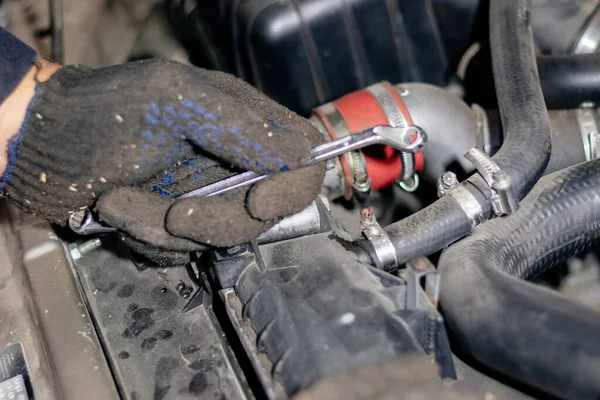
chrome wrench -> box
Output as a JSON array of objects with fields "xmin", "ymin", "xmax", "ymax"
[
  {"xmin": 68, "ymin": 124, "xmax": 427, "ymax": 235},
  {"xmin": 179, "ymin": 124, "xmax": 427, "ymax": 198}
]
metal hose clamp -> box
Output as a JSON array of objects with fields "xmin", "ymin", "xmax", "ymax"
[
  {"xmin": 360, "ymin": 207, "xmax": 397, "ymax": 270},
  {"xmin": 464, "ymin": 148, "xmax": 519, "ymax": 216},
  {"xmin": 368, "ymin": 83, "xmax": 419, "ymax": 191}
]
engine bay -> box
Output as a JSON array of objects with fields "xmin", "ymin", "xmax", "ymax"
[{"xmin": 2, "ymin": 0, "xmax": 600, "ymax": 399}]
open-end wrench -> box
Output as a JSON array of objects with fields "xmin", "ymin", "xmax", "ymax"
[
  {"xmin": 179, "ymin": 124, "xmax": 427, "ymax": 198},
  {"xmin": 68, "ymin": 124, "xmax": 427, "ymax": 235}
]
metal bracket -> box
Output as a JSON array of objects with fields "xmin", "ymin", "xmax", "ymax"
[
  {"xmin": 360, "ymin": 208, "xmax": 397, "ymax": 270},
  {"xmin": 464, "ymin": 147, "xmax": 519, "ymax": 216},
  {"xmin": 575, "ymin": 106, "xmax": 600, "ymax": 161},
  {"xmin": 405, "ymin": 257, "xmax": 440, "ymax": 310}
]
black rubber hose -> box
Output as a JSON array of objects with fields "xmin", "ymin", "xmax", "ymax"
[
  {"xmin": 439, "ymin": 159, "xmax": 600, "ymax": 399},
  {"xmin": 466, "ymin": 53, "xmax": 600, "ymax": 110},
  {"xmin": 486, "ymin": 109, "xmax": 588, "ymax": 175},
  {"xmin": 538, "ymin": 54, "xmax": 600, "ymax": 109},
  {"xmin": 487, "ymin": 0, "xmax": 551, "ymax": 199},
  {"xmin": 385, "ymin": 195, "xmax": 472, "ymax": 264},
  {"xmin": 368, "ymin": 0, "xmax": 551, "ymax": 266}
]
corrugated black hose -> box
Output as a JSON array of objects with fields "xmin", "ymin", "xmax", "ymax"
[
  {"xmin": 360, "ymin": 0, "xmax": 552, "ymax": 265},
  {"xmin": 438, "ymin": 158, "xmax": 600, "ymax": 400}
]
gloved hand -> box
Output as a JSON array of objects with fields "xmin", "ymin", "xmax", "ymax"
[{"xmin": 3, "ymin": 59, "xmax": 325, "ymax": 264}]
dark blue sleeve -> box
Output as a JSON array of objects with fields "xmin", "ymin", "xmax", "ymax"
[{"xmin": 0, "ymin": 27, "xmax": 38, "ymax": 105}]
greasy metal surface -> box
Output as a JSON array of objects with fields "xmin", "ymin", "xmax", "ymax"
[
  {"xmin": 2, "ymin": 204, "xmax": 118, "ymax": 400},
  {"xmin": 73, "ymin": 243, "xmax": 249, "ymax": 400}
]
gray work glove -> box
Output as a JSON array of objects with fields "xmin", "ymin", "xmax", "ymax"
[{"xmin": 3, "ymin": 59, "xmax": 325, "ymax": 265}]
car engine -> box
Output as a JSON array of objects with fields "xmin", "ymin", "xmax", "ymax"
[{"xmin": 2, "ymin": 0, "xmax": 600, "ymax": 399}]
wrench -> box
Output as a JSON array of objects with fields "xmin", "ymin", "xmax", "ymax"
[
  {"xmin": 180, "ymin": 124, "xmax": 427, "ymax": 198},
  {"xmin": 68, "ymin": 124, "xmax": 427, "ymax": 235}
]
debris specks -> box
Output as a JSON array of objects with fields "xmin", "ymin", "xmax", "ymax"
[
  {"xmin": 35, "ymin": 113, "xmax": 43, "ymax": 120},
  {"xmin": 206, "ymin": 240, "xmax": 211, "ymax": 244},
  {"xmin": 186, "ymin": 208, "xmax": 194, "ymax": 216},
  {"xmin": 39, "ymin": 172, "xmax": 47, "ymax": 183},
  {"xmin": 25, "ymin": 199, "xmax": 31, "ymax": 204},
  {"xmin": 129, "ymin": 144, "xmax": 137, "ymax": 149},
  {"xmin": 267, "ymin": 132, "xmax": 273, "ymax": 137},
  {"xmin": 85, "ymin": 183, "xmax": 92, "ymax": 190},
  {"xmin": 68, "ymin": 186, "xmax": 78, "ymax": 192},
  {"xmin": 133, "ymin": 164, "xmax": 140, "ymax": 169},
  {"xmin": 115, "ymin": 114, "xmax": 124, "ymax": 123},
  {"xmin": 99, "ymin": 177, "xmax": 107, "ymax": 183},
  {"xmin": 263, "ymin": 123, "xmax": 268, "ymax": 128},
  {"xmin": 177, "ymin": 94, "xmax": 183, "ymax": 101}
]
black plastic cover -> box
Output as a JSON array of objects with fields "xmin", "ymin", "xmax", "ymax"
[
  {"xmin": 235, "ymin": 0, "xmax": 448, "ymax": 114},
  {"xmin": 211, "ymin": 233, "xmax": 456, "ymax": 396},
  {"xmin": 168, "ymin": 0, "xmax": 458, "ymax": 115}
]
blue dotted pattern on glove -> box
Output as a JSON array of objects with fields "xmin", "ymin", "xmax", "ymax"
[
  {"xmin": 138, "ymin": 99, "xmax": 290, "ymax": 174},
  {"xmin": 151, "ymin": 156, "xmax": 221, "ymax": 198},
  {"xmin": 139, "ymin": 99, "xmax": 296, "ymax": 198}
]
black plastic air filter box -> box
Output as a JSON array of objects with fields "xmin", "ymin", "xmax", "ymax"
[{"xmin": 234, "ymin": 0, "xmax": 449, "ymax": 114}]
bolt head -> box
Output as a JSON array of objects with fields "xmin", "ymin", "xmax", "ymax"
[
  {"xmin": 70, "ymin": 247, "xmax": 82, "ymax": 261},
  {"xmin": 441, "ymin": 172, "xmax": 458, "ymax": 188}
]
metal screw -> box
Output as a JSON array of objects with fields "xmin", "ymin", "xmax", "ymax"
[{"xmin": 69, "ymin": 238, "xmax": 102, "ymax": 261}]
